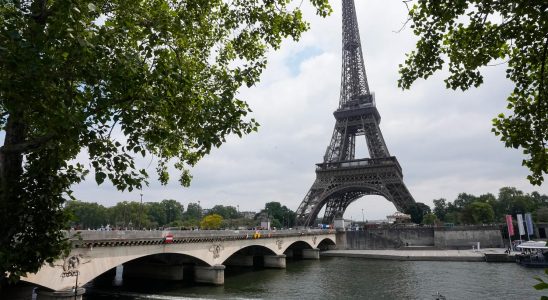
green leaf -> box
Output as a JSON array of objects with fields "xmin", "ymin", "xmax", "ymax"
[{"xmin": 95, "ymin": 172, "xmax": 107, "ymax": 185}]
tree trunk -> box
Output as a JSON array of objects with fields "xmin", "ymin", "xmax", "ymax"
[{"xmin": 0, "ymin": 111, "xmax": 26, "ymax": 267}]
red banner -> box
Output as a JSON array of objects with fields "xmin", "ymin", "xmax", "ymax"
[{"xmin": 506, "ymin": 215, "xmax": 514, "ymax": 236}]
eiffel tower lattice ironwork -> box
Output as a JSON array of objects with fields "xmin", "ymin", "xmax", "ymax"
[{"xmin": 295, "ymin": 0, "xmax": 416, "ymax": 227}]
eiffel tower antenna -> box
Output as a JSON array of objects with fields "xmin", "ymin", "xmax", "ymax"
[
  {"xmin": 340, "ymin": 0, "xmax": 370, "ymax": 107},
  {"xmin": 295, "ymin": 0, "xmax": 416, "ymax": 227}
]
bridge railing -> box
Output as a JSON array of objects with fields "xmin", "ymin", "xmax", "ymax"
[{"xmin": 66, "ymin": 229, "xmax": 334, "ymax": 242}]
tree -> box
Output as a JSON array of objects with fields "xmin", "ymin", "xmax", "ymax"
[
  {"xmin": 536, "ymin": 207, "xmax": 548, "ymax": 222},
  {"xmin": 146, "ymin": 202, "xmax": 167, "ymax": 228},
  {"xmin": 161, "ymin": 199, "xmax": 184, "ymax": 225},
  {"xmin": 184, "ymin": 202, "xmax": 203, "ymax": 224},
  {"xmin": 258, "ymin": 201, "xmax": 296, "ymax": 228},
  {"xmin": 468, "ymin": 202, "xmax": 495, "ymax": 224},
  {"xmin": 432, "ymin": 198, "xmax": 448, "ymax": 221},
  {"xmin": 65, "ymin": 200, "xmax": 108, "ymax": 229},
  {"xmin": 429, "ymin": 187, "xmax": 548, "ymax": 224},
  {"xmin": 422, "ymin": 212, "xmax": 438, "ymax": 225},
  {"xmin": 209, "ymin": 205, "xmax": 238, "ymax": 219},
  {"xmin": 200, "ymin": 214, "xmax": 223, "ymax": 230},
  {"xmin": 531, "ymin": 191, "xmax": 548, "ymax": 210},
  {"xmin": 405, "ymin": 202, "xmax": 432, "ymax": 224},
  {"xmin": 0, "ymin": 0, "xmax": 332, "ymax": 281},
  {"xmin": 495, "ymin": 187, "xmax": 524, "ymax": 220},
  {"xmin": 453, "ymin": 193, "xmax": 477, "ymax": 210},
  {"xmin": 109, "ymin": 201, "xmax": 146, "ymax": 229},
  {"xmin": 399, "ymin": 1, "xmax": 548, "ymax": 185}
]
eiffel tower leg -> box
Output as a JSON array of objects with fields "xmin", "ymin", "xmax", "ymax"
[
  {"xmin": 322, "ymin": 192, "xmax": 364, "ymax": 224},
  {"xmin": 295, "ymin": 181, "xmax": 327, "ymax": 227},
  {"xmin": 322, "ymin": 197, "xmax": 343, "ymax": 224},
  {"xmin": 385, "ymin": 182, "xmax": 414, "ymax": 213}
]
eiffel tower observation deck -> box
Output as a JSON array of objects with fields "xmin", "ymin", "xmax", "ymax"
[{"xmin": 295, "ymin": 0, "xmax": 416, "ymax": 227}]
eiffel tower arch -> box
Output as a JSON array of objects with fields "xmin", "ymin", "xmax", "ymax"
[{"xmin": 295, "ymin": 0, "xmax": 416, "ymax": 227}]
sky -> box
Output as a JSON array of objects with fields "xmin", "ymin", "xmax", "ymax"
[{"xmin": 34, "ymin": 1, "xmax": 548, "ymax": 220}]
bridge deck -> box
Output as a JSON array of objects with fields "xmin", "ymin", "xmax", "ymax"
[{"xmin": 68, "ymin": 229, "xmax": 334, "ymax": 248}]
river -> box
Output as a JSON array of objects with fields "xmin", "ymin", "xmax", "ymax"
[{"xmin": 84, "ymin": 257, "xmax": 546, "ymax": 299}]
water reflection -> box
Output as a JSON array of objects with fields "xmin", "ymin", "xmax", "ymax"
[
  {"xmin": 113, "ymin": 265, "xmax": 123, "ymax": 286},
  {"xmin": 85, "ymin": 257, "xmax": 546, "ymax": 300}
]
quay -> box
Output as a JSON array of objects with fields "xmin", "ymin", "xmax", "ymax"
[{"xmin": 321, "ymin": 248, "xmax": 511, "ymax": 262}]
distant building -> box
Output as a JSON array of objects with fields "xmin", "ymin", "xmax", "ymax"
[
  {"xmin": 535, "ymin": 223, "xmax": 548, "ymax": 239},
  {"xmin": 260, "ymin": 221, "xmax": 271, "ymax": 230},
  {"xmin": 387, "ymin": 211, "xmax": 411, "ymax": 224},
  {"xmin": 365, "ymin": 219, "xmax": 389, "ymax": 225},
  {"xmin": 240, "ymin": 211, "xmax": 256, "ymax": 219}
]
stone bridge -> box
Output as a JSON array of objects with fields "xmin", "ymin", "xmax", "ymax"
[{"xmin": 22, "ymin": 229, "xmax": 336, "ymax": 298}]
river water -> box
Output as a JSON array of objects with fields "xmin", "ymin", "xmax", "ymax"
[{"xmin": 84, "ymin": 257, "xmax": 546, "ymax": 299}]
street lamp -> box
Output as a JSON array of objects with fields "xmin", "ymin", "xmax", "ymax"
[
  {"xmin": 361, "ymin": 209, "xmax": 364, "ymax": 223},
  {"xmin": 139, "ymin": 193, "xmax": 143, "ymax": 230}
]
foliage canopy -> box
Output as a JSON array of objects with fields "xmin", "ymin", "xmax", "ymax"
[
  {"xmin": 399, "ymin": 0, "xmax": 548, "ymax": 185},
  {"xmin": 0, "ymin": 0, "xmax": 331, "ymax": 281},
  {"xmin": 256, "ymin": 201, "xmax": 296, "ymax": 228},
  {"xmin": 200, "ymin": 213, "xmax": 223, "ymax": 230},
  {"xmin": 431, "ymin": 187, "xmax": 548, "ymax": 225}
]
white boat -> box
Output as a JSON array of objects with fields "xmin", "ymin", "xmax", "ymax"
[{"xmin": 516, "ymin": 241, "xmax": 548, "ymax": 249}]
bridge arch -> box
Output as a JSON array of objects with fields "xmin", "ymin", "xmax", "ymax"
[
  {"xmin": 20, "ymin": 246, "xmax": 215, "ymax": 291},
  {"xmin": 309, "ymin": 183, "xmax": 394, "ymax": 224},
  {"xmin": 282, "ymin": 240, "xmax": 314, "ymax": 254},
  {"xmin": 317, "ymin": 237, "xmax": 337, "ymax": 250},
  {"xmin": 220, "ymin": 244, "xmax": 277, "ymax": 265}
]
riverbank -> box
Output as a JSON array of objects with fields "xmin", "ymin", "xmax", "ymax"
[{"xmin": 321, "ymin": 248, "xmax": 509, "ymax": 262}]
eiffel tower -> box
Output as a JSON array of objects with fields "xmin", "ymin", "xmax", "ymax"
[{"xmin": 295, "ymin": 0, "xmax": 416, "ymax": 227}]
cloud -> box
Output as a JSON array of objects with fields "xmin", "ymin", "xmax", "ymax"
[{"xmin": 68, "ymin": 1, "xmax": 548, "ymax": 220}]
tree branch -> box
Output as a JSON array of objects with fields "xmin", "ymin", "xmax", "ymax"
[
  {"xmin": 0, "ymin": 133, "xmax": 55, "ymax": 154},
  {"xmin": 394, "ymin": 1, "xmax": 414, "ymax": 34}
]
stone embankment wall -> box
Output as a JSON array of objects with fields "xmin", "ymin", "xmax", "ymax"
[
  {"xmin": 434, "ymin": 226, "xmax": 503, "ymax": 249},
  {"xmin": 338, "ymin": 226, "xmax": 503, "ymax": 250},
  {"xmin": 340, "ymin": 228, "xmax": 434, "ymax": 250}
]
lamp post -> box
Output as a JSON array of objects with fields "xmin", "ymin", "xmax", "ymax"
[
  {"xmin": 73, "ymin": 271, "xmax": 79, "ymax": 300},
  {"xmin": 361, "ymin": 209, "xmax": 364, "ymax": 223},
  {"xmin": 139, "ymin": 193, "xmax": 143, "ymax": 230}
]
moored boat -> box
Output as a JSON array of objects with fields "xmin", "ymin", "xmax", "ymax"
[{"xmin": 515, "ymin": 241, "xmax": 548, "ymax": 267}]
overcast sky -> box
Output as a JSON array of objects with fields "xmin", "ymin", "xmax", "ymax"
[{"xmin": 68, "ymin": 1, "xmax": 548, "ymax": 220}]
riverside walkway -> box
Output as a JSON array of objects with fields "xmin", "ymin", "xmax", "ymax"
[{"xmin": 321, "ymin": 248, "xmax": 508, "ymax": 262}]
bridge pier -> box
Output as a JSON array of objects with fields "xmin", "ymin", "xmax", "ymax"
[
  {"xmin": 264, "ymin": 255, "xmax": 286, "ymax": 268},
  {"xmin": 224, "ymin": 255, "xmax": 254, "ymax": 267},
  {"xmin": 194, "ymin": 265, "xmax": 225, "ymax": 285},
  {"xmin": 302, "ymin": 248, "xmax": 320, "ymax": 259},
  {"xmin": 284, "ymin": 249, "xmax": 294, "ymax": 258},
  {"xmin": 36, "ymin": 287, "xmax": 85, "ymax": 300}
]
